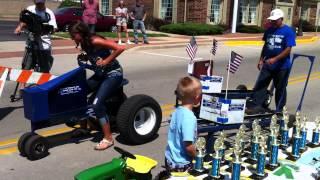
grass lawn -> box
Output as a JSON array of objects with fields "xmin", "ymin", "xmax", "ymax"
[{"xmin": 54, "ymin": 32, "xmax": 169, "ymax": 39}]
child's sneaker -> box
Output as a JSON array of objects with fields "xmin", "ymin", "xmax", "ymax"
[
  {"xmin": 127, "ymin": 40, "xmax": 133, "ymax": 44},
  {"xmin": 118, "ymin": 40, "xmax": 122, "ymax": 45}
]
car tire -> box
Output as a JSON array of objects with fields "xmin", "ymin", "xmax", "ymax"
[
  {"xmin": 18, "ymin": 132, "xmax": 34, "ymax": 157},
  {"xmin": 116, "ymin": 95, "xmax": 162, "ymax": 144},
  {"xmin": 24, "ymin": 134, "xmax": 49, "ymax": 160}
]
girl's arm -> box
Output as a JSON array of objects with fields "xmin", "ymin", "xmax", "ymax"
[{"xmin": 91, "ymin": 36, "xmax": 125, "ymax": 66}]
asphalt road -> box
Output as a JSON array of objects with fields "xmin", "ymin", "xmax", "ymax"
[
  {"xmin": 0, "ymin": 20, "xmax": 26, "ymax": 42},
  {"xmin": 0, "ymin": 41, "xmax": 320, "ymax": 179}
]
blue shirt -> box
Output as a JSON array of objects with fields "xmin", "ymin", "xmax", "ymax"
[
  {"xmin": 262, "ymin": 25, "xmax": 296, "ymax": 70},
  {"xmin": 165, "ymin": 106, "xmax": 197, "ymax": 166}
]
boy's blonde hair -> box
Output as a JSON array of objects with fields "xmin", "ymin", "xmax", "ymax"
[{"xmin": 176, "ymin": 76, "xmax": 202, "ymax": 101}]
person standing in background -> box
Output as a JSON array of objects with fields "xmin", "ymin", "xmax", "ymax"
[
  {"xmin": 82, "ymin": 0, "xmax": 99, "ymax": 34},
  {"xmin": 115, "ymin": 0, "xmax": 132, "ymax": 45},
  {"xmin": 130, "ymin": 0, "xmax": 149, "ymax": 44}
]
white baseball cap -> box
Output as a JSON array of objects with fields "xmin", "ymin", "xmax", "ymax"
[{"xmin": 267, "ymin": 9, "xmax": 284, "ymax": 20}]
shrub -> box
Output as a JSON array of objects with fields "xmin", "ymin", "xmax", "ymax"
[
  {"xmin": 58, "ymin": 0, "xmax": 81, "ymax": 8},
  {"xmin": 159, "ymin": 23, "xmax": 224, "ymax": 35},
  {"xmin": 237, "ymin": 24, "xmax": 265, "ymax": 33},
  {"xmin": 145, "ymin": 17, "xmax": 171, "ymax": 31}
]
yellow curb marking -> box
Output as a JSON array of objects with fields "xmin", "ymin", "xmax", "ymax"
[{"xmin": 0, "ymin": 147, "xmax": 18, "ymax": 155}]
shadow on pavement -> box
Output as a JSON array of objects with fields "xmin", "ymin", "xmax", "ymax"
[{"xmin": 0, "ymin": 106, "xmax": 23, "ymax": 121}]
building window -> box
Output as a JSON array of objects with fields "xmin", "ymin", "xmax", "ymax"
[
  {"xmin": 301, "ymin": 5, "xmax": 309, "ymax": 20},
  {"xmin": 100, "ymin": 0, "xmax": 110, "ymax": 15},
  {"xmin": 160, "ymin": 0, "xmax": 173, "ymax": 21},
  {"xmin": 209, "ymin": 0, "xmax": 221, "ymax": 24},
  {"xmin": 238, "ymin": 0, "xmax": 259, "ymax": 25}
]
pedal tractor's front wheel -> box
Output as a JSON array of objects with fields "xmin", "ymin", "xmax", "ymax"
[
  {"xmin": 24, "ymin": 134, "xmax": 49, "ymax": 160},
  {"xmin": 117, "ymin": 95, "xmax": 162, "ymax": 144}
]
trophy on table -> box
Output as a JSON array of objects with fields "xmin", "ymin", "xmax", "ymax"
[
  {"xmin": 267, "ymin": 116, "xmax": 278, "ymax": 154},
  {"xmin": 210, "ymin": 139, "xmax": 223, "ymax": 178},
  {"xmin": 252, "ymin": 136, "xmax": 268, "ymax": 178},
  {"xmin": 280, "ymin": 106, "xmax": 288, "ymax": 129},
  {"xmin": 287, "ymin": 124, "xmax": 301, "ymax": 161},
  {"xmin": 231, "ymin": 144, "xmax": 242, "ymax": 180},
  {"xmin": 292, "ymin": 111, "xmax": 301, "ymax": 137},
  {"xmin": 194, "ymin": 137, "xmax": 206, "ymax": 172},
  {"xmin": 245, "ymin": 122, "xmax": 261, "ymax": 164},
  {"xmin": 280, "ymin": 111, "xmax": 289, "ymax": 149},
  {"xmin": 217, "ymin": 131, "xmax": 226, "ymax": 164},
  {"xmin": 309, "ymin": 116, "xmax": 320, "ymax": 147},
  {"xmin": 266, "ymin": 125, "xmax": 280, "ymax": 170},
  {"xmin": 238, "ymin": 125, "xmax": 246, "ymax": 151},
  {"xmin": 299, "ymin": 116, "xmax": 308, "ymax": 152}
]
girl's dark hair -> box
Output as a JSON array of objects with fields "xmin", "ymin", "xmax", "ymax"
[
  {"xmin": 118, "ymin": 0, "xmax": 125, "ymax": 7},
  {"xmin": 68, "ymin": 21, "xmax": 93, "ymax": 52}
]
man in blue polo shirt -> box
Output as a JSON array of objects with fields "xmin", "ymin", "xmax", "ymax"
[{"xmin": 248, "ymin": 9, "xmax": 296, "ymax": 113}]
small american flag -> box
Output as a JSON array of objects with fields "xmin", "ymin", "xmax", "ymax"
[
  {"xmin": 186, "ymin": 36, "xmax": 198, "ymax": 61},
  {"xmin": 227, "ymin": 51, "xmax": 244, "ymax": 74},
  {"xmin": 211, "ymin": 39, "xmax": 218, "ymax": 55}
]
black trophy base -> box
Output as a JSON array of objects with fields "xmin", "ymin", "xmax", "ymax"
[
  {"xmin": 307, "ymin": 143, "xmax": 320, "ymax": 148},
  {"xmin": 266, "ymin": 163, "xmax": 280, "ymax": 171},
  {"xmin": 220, "ymin": 160, "xmax": 230, "ymax": 166},
  {"xmin": 203, "ymin": 174, "xmax": 225, "ymax": 180},
  {"xmin": 286, "ymin": 154, "xmax": 300, "ymax": 161},
  {"xmin": 188, "ymin": 169, "xmax": 209, "ymax": 176},
  {"xmin": 225, "ymin": 165, "xmax": 245, "ymax": 173},
  {"xmin": 299, "ymin": 147, "xmax": 308, "ymax": 153},
  {"xmin": 249, "ymin": 173, "xmax": 268, "ymax": 180},
  {"xmin": 244, "ymin": 158, "xmax": 257, "ymax": 165}
]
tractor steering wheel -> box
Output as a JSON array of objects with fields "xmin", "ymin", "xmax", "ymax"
[{"xmin": 114, "ymin": 146, "xmax": 136, "ymax": 159}]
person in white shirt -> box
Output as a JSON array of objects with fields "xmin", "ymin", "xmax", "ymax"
[
  {"xmin": 115, "ymin": 0, "xmax": 132, "ymax": 45},
  {"xmin": 14, "ymin": 0, "xmax": 57, "ymax": 73}
]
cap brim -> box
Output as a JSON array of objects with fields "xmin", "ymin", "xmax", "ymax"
[{"xmin": 267, "ymin": 16, "xmax": 281, "ymax": 20}]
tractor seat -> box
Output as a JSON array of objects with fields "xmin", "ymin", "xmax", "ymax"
[
  {"xmin": 126, "ymin": 155, "xmax": 157, "ymax": 174},
  {"xmin": 121, "ymin": 78, "xmax": 129, "ymax": 86}
]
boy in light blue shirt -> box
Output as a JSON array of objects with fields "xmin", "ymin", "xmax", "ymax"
[{"xmin": 165, "ymin": 76, "xmax": 202, "ymax": 172}]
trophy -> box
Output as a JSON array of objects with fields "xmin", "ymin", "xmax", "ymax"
[
  {"xmin": 194, "ymin": 137, "xmax": 206, "ymax": 172},
  {"xmin": 255, "ymin": 136, "xmax": 267, "ymax": 177},
  {"xmin": 267, "ymin": 119, "xmax": 277, "ymax": 154},
  {"xmin": 299, "ymin": 116, "xmax": 308, "ymax": 152},
  {"xmin": 247, "ymin": 124, "xmax": 260, "ymax": 164},
  {"xmin": 310, "ymin": 116, "xmax": 320, "ymax": 146},
  {"xmin": 210, "ymin": 139, "xmax": 222, "ymax": 178},
  {"xmin": 231, "ymin": 145, "xmax": 242, "ymax": 180},
  {"xmin": 288, "ymin": 125, "xmax": 301, "ymax": 160},
  {"xmin": 267, "ymin": 126, "xmax": 280, "ymax": 170},
  {"xmin": 218, "ymin": 131, "xmax": 226, "ymax": 163},
  {"xmin": 280, "ymin": 111, "xmax": 290, "ymax": 149},
  {"xmin": 293, "ymin": 111, "xmax": 301, "ymax": 137},
  {"xmin": 280, "ymin": 106, "xmax": 288, "ymax": 129}
]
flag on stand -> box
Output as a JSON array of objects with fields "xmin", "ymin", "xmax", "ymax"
[
  {"xmin": 186, "ymin": 36, "xmax": 198, "ymax": 61},
  {"xmin": 227, "ymin": 51, "xmax": 244, "ymax": 74},
  {"xmin": 211, "ymin": 39, "xmax": 218, "ymax": 55}
]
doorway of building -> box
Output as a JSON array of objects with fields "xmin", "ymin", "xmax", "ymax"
[{"xmin": 276, "ymin": 5, "xmax": 293, "ymax": 25}]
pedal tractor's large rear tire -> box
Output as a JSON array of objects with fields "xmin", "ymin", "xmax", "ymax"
[{"xmin": 117, "ymin": 95, "xmax": 162, "ymax": 144}]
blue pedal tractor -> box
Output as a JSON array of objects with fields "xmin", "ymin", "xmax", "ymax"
[{"xmin": 17, "ymin": 53, "xmax": 162, "ymax": 160}]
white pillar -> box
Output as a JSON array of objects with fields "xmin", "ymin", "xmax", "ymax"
[
  {"xmin": 184, "ymin": 0, "xmax": 187, "ymax": 22},
  {"xmin": 231, "ymin": 0, "xmax": 239, "ymax": 33}
]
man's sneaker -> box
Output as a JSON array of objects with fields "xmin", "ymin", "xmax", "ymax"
[
  {"xmin": 144, "ymin": 41, "xmax": 149, "ymax": 44},
  {"xmin": 127, "ymin": 40, "xmax": 133, "ymax": 44},
  {"xmin": 118, "ymin": 40, "xmax": 122, "ymax": 45}
]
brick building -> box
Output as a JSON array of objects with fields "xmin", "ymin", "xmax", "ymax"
[{"xmin": 99, "ymin": 0, "xmax": 320, "ymax": 28}]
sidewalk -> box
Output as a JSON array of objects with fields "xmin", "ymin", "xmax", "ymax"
[{"xmin": 0, "ymin": 32, "xmax": 319, "ymax": 59}]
